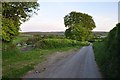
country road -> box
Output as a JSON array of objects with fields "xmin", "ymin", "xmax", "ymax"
[{"xmin": 23, "ymin": 44, "xmax": 102, "ymax": 78}]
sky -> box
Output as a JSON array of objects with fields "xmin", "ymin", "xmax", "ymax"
[
  {"xmin": 20, "ymin": 0, "xmax": 118, "ymax": 32},
  {"xmin": 118, "ymin": 1, "xmax": 120, "ymax": 23}
]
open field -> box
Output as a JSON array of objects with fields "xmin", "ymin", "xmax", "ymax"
[{"xmin": 21, "ymin": 32, "xmax": 64, "ymax": 36}]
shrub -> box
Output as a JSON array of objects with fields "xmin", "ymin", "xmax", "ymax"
[
  {"xmin": 26, "ymin": 34, "xmax": 42, "ymax": 45},
  {"xmin": 35, "ymin": 39, "xmax": 82, "ymax": 49},
  {"xmin": 81, "ymin": 41, "xmax": 90, "ymax": 46}
]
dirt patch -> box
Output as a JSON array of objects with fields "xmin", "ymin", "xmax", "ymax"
[
  {"xmin": 23, "ymin": 48, "xmax": 79, "ymax": 78},
  {"xmin": 21, "ymin": 46, "xmax": 33, "ymax": 52}
]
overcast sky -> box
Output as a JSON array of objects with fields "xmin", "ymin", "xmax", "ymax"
[{"xmin": 20, "ymin": 0, "xmax": 118, "ymax": 32}]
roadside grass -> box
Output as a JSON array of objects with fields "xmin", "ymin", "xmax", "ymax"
[
  {"xmin": 2, "ymin": 45, "xmax": 81, "ymax": 78},
  {"xmin": 93, "ymin": 42, "xmax": 107, "ymax": 64},
  {"xmin": 93, "ymin": 41, "xmax": 107, "ymax": 77}
]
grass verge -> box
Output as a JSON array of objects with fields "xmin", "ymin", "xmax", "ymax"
[
  {"xmin": 93, "ymin": 42, "xmax": 106, "ymax": 77},
  {"xmin": 2, "ymin": 46, "xmax": 81, "ymax": 78}
]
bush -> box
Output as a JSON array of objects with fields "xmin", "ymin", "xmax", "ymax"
[
  {"xmin": 25, "ymin": 34, "xmax": 42, "ymax": 45},
  {"xmin": 45, "ymin": 35, "xmax": 65, "ymax": 39},
  {"xmin": 35, "ymin": 39, "xmax": 82, "ymax": 49},
  {"xmin": 81, "ymin": 41, "xmax": 90, "ymax": 46}
]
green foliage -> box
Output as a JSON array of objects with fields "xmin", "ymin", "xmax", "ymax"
[
  {"xmin": 45, "ymin": 35, "xmax": 65, "ymax": 39},
  {"xmin": 2, "ymin": 18, "xmax": 19, "ymax": 42},
  {"xmin": 64, "ymin": 11, "xmax": 95, "ymax": 41},
  {"xmin": 2, "ymin": 2, "xmax": 39, "ymax": 22},
  {"xmin": 93, "ymin": 23, "xmax": 120, "ymax": 78},
  {"xmin": 2, "ymin": 2, "xmax": 39, "ymax": 42},
  {"xmin": 12, "ymin": 36, "xmax": 29, "ymax": 45},
  {"xmin": 93, "ymin": 42, "xmax": 110, "ymax": 77},
  {"xmin": 65, "ymin": 24, "xmax": 93, "ymax": 41},
  {"xmin": 64, "ymin": 11, "xmax": 96, "ymax": 30},
  {"xmin": 35, "ymin": 39, "xmax": 82, "ymax": 49},
  {"xmin": 26, "ymin": 34, "xmax": 42, "ymax": 45},
  {"xmin": 80, "ymin": 41, "xmax": 90, "ymax": 46}
]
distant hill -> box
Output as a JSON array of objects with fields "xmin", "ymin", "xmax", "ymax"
[
  {"xmin": 93, "ymin": 31, "xmax": 108, "ymax": 37},
  {"xmin": 20, "ymin": 31, "xmax": 108, "ymax": 37},
  {"xmin": 21, "ymin": 32, "xmax": 64, "ymax": 36}
]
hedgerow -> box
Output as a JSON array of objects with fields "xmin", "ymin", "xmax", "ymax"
[
  {"xmin": 35, "ymin": 39, "xmax": 89, "ymax": 49},
  {"xmin": 93, "ymin": 23, "xmax": 120, "ymax": 78}
]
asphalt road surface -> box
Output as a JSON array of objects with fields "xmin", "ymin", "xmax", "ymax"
[{"xmin": 24, "ymin": 43, "xmax": 102, "ymax": 78}]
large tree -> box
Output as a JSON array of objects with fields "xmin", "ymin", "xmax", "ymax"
[
  {"xmin": 64, "ymin": 11, "xmax": 96, "ymax": 41},
  {"xmin": 2, "ymin": 2, "xmax": 39, "ymax": 42}
]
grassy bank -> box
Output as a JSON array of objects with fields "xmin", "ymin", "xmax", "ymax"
[{"xmin": 2, "ymin": 45, "xmax": 81, "ymax": 78}]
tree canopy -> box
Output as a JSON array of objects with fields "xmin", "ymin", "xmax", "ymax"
[
  {"xmin": 64, "ymin": 11, "xmax": 96, "ymax": 41},
  {"xmin": 2, "ymin": 2, "xmax": 39, "ymax": 42}
]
